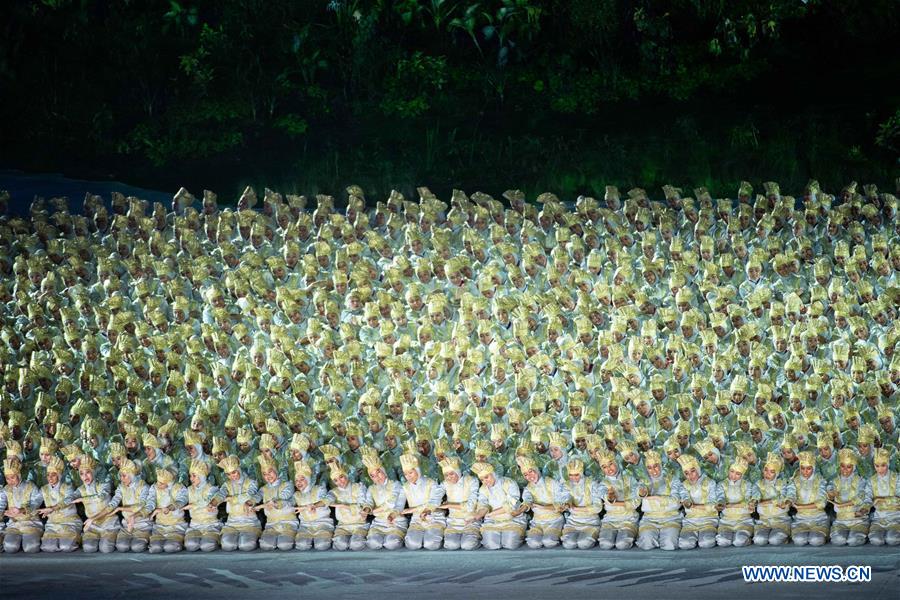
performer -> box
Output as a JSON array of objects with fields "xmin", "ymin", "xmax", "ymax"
[
  {"xmin": 868, "ymin": 448, "xmax": 900, "ymax": 546},
  {"xmin": 218, "ymin": 455, "xmax": 262, "ymax": 551},
  {"xmin": 75, "ymin": 455, "xmax": 119, "ymax": 553},
  {"xmin": 519, "ymin": 455, "xmax": 569, "ymax": 548},
  {"xmin": 790, "ymin": 451, "xmax": 829, "ymax": 546},
  {"xmin": 596, "ymin": 450, "xmax": 640, "ymax": 550},
  {"xmin": 635, "ymin": 450, "xmax": 683, "ymax": 551},
  {"xmin": 37, "ymin": 456, "xmax": 81, "ymax": 552},
  {"xmin": 472, "ymin": 461, "xmax": 526, "ymax": 550},
  {"xmin": 827, "ymin": 448, "xmax": 872, "ymax": 547},
  {"xmin": 676, "ymin": 454, "xmax": 723, "ymax": 550},
  {"xmin": 401, "ymin": 452, "xmax": 446, "ymax": 550},
  {"xmin": 363, "ymin": 454, "xmax": 407, "ymax": 550},
  {"xmin": 108, "ymin": 459, "xmax": 155, "ymax": 553},
  {"xmin": 148, "ymin": 467, "xmax": 189, "ymax": 553},
  {"xmin": 184, "ymin": 460, "xmax": 223, "ymax": 552},
  {"xmin": 257, "ymin": 455, "xmax": 297, "ymax": 551},
  {"xmin": 715, "ymin": 458, "xmax": 758, "ymax": 547},
  {"xmin": 292, "ymin": 460, "xmax": 335, "ymax": 551},
  {"xmin": 439, "ymin": 457, "xmax": 481, "ymax": 551},
  {"xmin": 2, "ymin": 458, "xmax": 43, "ymax": 553},
  {"xmin": 560, "ymin": 459, "xmax": 603, "ymax": 550},
  {"xmin": 329, "ymin": 465, "xmax": 372, "ymax": 551},
  {"xmin": 753, "ymin": 453, "xmax": 794, "ymax": 546}
]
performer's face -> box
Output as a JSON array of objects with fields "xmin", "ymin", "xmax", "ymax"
[{"xmin": 371, "ymin": 469, "xmax": 387, "ymax": 486}]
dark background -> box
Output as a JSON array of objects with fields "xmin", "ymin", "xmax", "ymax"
[{"xmin": 1, "ymin": 0, "xmax": 898, "ymax": 202}]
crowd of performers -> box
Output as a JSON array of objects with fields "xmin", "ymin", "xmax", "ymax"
[{"xmin": 1, "ymin": 178, "xmax": 898, "ymax": 553}]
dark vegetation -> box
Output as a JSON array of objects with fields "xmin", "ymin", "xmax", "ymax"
[{"xmin": 1, "ymin": 0, "xmax": 898, "ymax": 200}]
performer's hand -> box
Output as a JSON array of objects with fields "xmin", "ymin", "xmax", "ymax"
[{"xmin": 83, "ymin": 518, "xmax": 94, "ymax": 531}]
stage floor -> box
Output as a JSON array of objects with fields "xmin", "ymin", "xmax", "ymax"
[{"xmin": 1, "ymin": 546, "xmax": 897, "ymax": 600}]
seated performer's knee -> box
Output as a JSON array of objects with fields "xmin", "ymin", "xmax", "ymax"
[
  {"xmin": 678, "ymin": 537, "xmax": 696, "ymax": 550},
  {"xmin": 313, "ymin": 538, "xmax": 332, "ymax": 551},
  {"xmin": 277, "ymin": 538, "xmax": 295, "ymax": 551},
  {"xmin": 460, "ymin": 537, "xmax": 480, "ymax": 551},
  {"xmin": 577, "ymin": 537, "xmax": 596, "ymax": 550}
]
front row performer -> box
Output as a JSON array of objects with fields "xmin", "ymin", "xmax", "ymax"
[
  {"xmin": 677, "ymin": 455, "xmax": 723, "ymax": 550},
  {"xmin": 790, "ymin": 451, "xmax": 829, "ymax": 547},
  {"xmin": 869, "ymin": 449, "xmax": 900, "ymax": 547},
  {"xmin": 596, "ymin": 451, "xmax": 640, "ymax": 550},
  {"xmin": 184, "ymin": 460, "xmax": 222, "ymax": 552},
  {"xmin": 440, "ymin": 457, "xmax": 481, "ymax": 550},
  {"xmin": 471, "ymin": 461, "xmax": 526, "ymax": 550},
  {"xmin": 2, "ymin": 458, "xmax": 43, "ymax": 553},
  {"xmin": 828, "ymin": 449, "xmax": 872, "ymax": 547},
  {"xmin": 635, "ymin": 451, "xmax": 683, "ymax": 551},
  {"xmin": 752, "ymin": 453, "xmax": 794, "ymax": 546},
  {"xmin": 293, "ymin": 460, "xmax": 335, "ymax": 550},
  {"xmin": 561, "ymin": 459, "xmax": 602, "ymax": 550},
  {"xmin": 3, "ymin": 449, "xmax": 900, "ymax": 552},
  {"xmin": 38, "ymin": 457, "xmax": 81, "ymax": 552}
]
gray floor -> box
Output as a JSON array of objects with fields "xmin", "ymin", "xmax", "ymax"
[{"xmin": 1, "ymin": 547, "xmax": 897, "ymax": 600}]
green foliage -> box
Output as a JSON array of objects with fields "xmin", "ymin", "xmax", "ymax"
[
  {"xmin": 875, "ymin": 109, "xmax": 900, "ymax": 155},
  {"xmin": 1, "ymin": 0, "xmax": 897, "ymax": 195},
  {"xmin": 118, "ymin": 99, "xmax": 248, "ymax": 166},
  {"xmin": 274, "ymin": 114, "xmax": 309, "ymax": 138},
  {"xmin": 380, "ymin": 52, "xmax": 448, "ymax": 118}
]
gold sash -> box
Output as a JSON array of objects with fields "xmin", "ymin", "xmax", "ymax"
[
  {"xmin": 757, "ymin": 501, "xmax": 788, "ymax": 518},
  {"xmin": 605, "ymin": 504, "xmax": 634, "ymax": 517},
  {"xmin": 722, "ymin": 506, "xmax": 751, "ymax": 519},
  {"xmin": 685, "ymin": 505, "xmax": 717, "ymax": 518},
  {"xmin": 641, "ymin": 495, "xmax": 679, "ymax": 514},
  {"xmin": 532, "ymin": 505, "xmax": 561, "ymax": 520},
  {"xmin": 835, "ymin": 507, "xmax": 860, "ymax": 520},
  {"xmin": 336, "ymin": 504, "xmax": 365, "ymax": 524},
  {"xmin": 795, "ymin": 506, "xmax": 822, "ymax": 517},
  {"xmin": 874, "ymin": 497, "xmax": 900, "ymax": 511}
]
